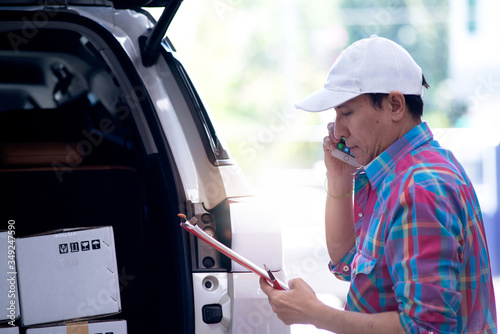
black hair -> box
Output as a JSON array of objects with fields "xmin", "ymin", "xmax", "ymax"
[{"xmin": 367, "ymin": 75, "xmax": 429, "ymax": 119}]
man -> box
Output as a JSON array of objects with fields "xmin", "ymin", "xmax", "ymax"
[{"xmin": 260, "ymin": 35, "xmax": 497, "ymax": 333}]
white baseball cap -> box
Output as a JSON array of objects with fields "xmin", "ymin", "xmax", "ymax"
[{"xmin": 294, "ymin": 35, "xmax": 424, "ymax": 112}]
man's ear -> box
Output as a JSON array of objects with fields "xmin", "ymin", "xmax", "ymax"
[{"xmin": 388, "ymin": 91, "xmax": 405, "ymax": 121}]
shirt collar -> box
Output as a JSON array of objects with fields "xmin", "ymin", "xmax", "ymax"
[{"xmin": 359, "ymin": 122, "xmax": 434, "ymax": 190}]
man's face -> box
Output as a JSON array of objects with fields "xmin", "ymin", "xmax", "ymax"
[{"xmin": 333, "ymin": 94, "xmax": 396, "ymax": 166}]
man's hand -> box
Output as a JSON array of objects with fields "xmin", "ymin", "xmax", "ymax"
[
  {"xmin": 324, "ymin": 122, "xmax": 357, "ymax": 178},
  {"xmin": 260, "ymin": 277, "xmax": 405, "ymax": 334},
  {"xmin": 259, "ymin": 277, "xmax": 322, "ymax": 325}
]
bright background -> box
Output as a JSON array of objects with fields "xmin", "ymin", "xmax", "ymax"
[{"xmin": 162, "ymin": 1, "xmax": 499, "ymax": 332}]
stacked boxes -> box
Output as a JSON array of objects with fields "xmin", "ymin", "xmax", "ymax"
[
  {"xmin": 25, "ymin": 320, "xmax": 127, "ymax": 334},
  {"xmin": 0, "ymin": 230, "xmax": 20, "ymax": 332},
  {"xmin": 1, "ymin": 226, "xmax": 126, "ymax": 333}
]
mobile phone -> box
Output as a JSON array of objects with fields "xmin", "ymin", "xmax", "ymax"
[{"xmin": 330, "ymin": 138, "xmax": 360, "ymax": 167}]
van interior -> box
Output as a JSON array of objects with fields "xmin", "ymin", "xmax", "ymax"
[{"xmin": 0, "ymin": 18, "xmax": 193, "ymax": 333}]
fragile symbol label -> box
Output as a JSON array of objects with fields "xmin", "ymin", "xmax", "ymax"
[
  {"xmin": 81, "ymin": 241, "xmax": 90, "ymax": 251},
  {"xmin": 59, "ymin": 239, "xmax": 101, "ymax": 254}
]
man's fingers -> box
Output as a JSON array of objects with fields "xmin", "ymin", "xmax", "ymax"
[
  {"xmin": 259, "ymin": 276, "xmax": 274, "ymax": 295},
  {"xmin": 323, "ymin": 136, "xmax": 335, "ymax": 151},
  {"xmin": 327, "ymin": 122, "xmax": 338, "ymax": 139},
  {"xmin": 288, "ymin": 278, "xmax": 303, "ymax": 289}
]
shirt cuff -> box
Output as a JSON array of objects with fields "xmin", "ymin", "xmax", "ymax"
[{"xmin": 328, "ymin": 246, "xmax": 356, "ymax": 282}]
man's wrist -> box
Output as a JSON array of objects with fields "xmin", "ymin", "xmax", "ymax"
[
  {"xmin": 311, "ymin": 302, "xmax": 341, "ymax": 332},
  {"xmin": 325, "ymin": 177, "xmax": 354, "ymax": 198},
  {"xmin": 325, "ymin": 179, "xmax": 354, "ymax": 198}
]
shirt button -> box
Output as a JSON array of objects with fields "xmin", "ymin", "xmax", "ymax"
[
  {"xmin": 358, "ymin": 212, "xmax": 363, "ymax": 218},
  {"xmin": 343, "ymin": 265, "xmax": 349, "ymax": 272}
]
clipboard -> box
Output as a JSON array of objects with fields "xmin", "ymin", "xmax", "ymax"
[{"xmin": 179, "ymin": 214, "xmax": 288, "ymax": 291}]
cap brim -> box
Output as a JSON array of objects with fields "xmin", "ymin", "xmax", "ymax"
[{"xmin": 294, "ymin": 88, "xmax": 360, "ymax": 112}]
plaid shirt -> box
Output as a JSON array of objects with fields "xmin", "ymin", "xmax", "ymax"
[{"xmin": 330, "ymin": 122, "xmax": 497, "ymax": 333}]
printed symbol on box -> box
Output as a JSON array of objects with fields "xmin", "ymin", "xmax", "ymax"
[
  {"xmin": 81, "ymin": 241, "xmax": 90, "ymax": 251},
  {"xmin": 92, "ymin": 239, "xmax": 101, "ymax": 250},
  {"xmin": 70, "ymin": 242, "xmax": 79, "ymax": 252},
  {"xmin": 59, "ymin": 243, "xmax": 69, "ymax": 254}
]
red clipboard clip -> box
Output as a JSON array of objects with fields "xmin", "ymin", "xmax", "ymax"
[{"xmin": 178, "ymin": 213, "xmax": 288, "ymax": 291}]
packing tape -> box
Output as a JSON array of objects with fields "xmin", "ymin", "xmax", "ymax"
[{"xmin": 66, "ymin": 321, "xmax": 89, "ymax": 334}]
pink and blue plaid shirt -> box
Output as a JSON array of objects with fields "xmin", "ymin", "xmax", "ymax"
[{"xmin": 330, "ymin": 122, "xmax": 497, "ymax": 333}]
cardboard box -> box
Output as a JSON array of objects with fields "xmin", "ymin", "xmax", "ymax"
[
  {"xmin": 0, "ymin": 327, "xmax": 19, "ymax": 334},
  {"xmin": 0, "ymin": 230, "xmax": 20, "ymax": 323},
  {"xmin": 25, "ymin": 320, "xmax": 127, "ymax": 334},
  {"xmin": 16, "ymin": 227, "xmax": 121, "ymax": 326}
]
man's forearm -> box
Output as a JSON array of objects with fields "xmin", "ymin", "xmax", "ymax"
[
  {"xmin": 325, "ymin": 177, "xmax": 355, "ymax": 264},
  {"xmin": 313, "ymin": 304, "xmax": 405, "ymax": 334}
]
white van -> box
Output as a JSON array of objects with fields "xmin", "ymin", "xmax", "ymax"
[{"xmin": 0, "ymin": 1, "xmax": 288, "ymax": 333}]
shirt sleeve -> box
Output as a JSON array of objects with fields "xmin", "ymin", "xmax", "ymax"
[
  {"xmin": 386, "ymin": 178, "xmax": 464, "ymax": 333},
  {"xmin": 329, "ymin": 245, "xmax": 356, "ymax": 282}
]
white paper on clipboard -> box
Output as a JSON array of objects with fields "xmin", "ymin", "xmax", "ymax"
[{"xmin": 180, "ymin": 218, "xmax": 288, "ymax": 291}]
